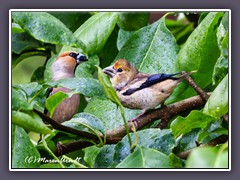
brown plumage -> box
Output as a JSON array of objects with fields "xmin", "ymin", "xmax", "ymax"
[
  {"xmin": 103, "ymin": 59, "xmax": 190, "ymax": 110},
  {"xmin": 45, "ymin": 51, "xmax": 87, "ymax": 123}
]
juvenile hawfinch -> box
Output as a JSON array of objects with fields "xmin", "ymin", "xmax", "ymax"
[
  {"xmin": 44, "ymin": 51, "xmax": 88, "ymax": 123},
  {"xmin": 103, "ymin": 59, "xmax": 190, "ymax": 112}
]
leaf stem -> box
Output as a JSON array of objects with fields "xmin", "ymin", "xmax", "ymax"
[
  {"xmin": 42, "ymin": 135, "xmax": 65, "ymax": 168},
  {"xmin": 29, "ymin": 86, "xmax": 46, "ymax": 105},
  {"xmin": 119, "ymin": 105, "xmax": 133, "ymax": 152},
  {"xmin": 62, "ymin": 155, "xmax": 87, "ymax": 168}
]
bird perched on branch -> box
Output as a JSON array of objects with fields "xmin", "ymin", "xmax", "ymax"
[
  {"xmin": 44, "ymin": 51, "xmax": 88, "ymax": 123},
  {"xmin": 103, "ymin": 59, "xmax": 191, "ymax": 115}
]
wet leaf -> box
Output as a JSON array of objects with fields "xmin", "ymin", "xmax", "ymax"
[
  {"xmin": 84, "ymin": 98, "xmax": 140, "ymax": 131},
  {"xmin": 61, "ymin": 12, "xmax": 118, "ymax": 55},
  {"xmin": 166, "ymin": 12, "xmax": 224, "ymax": 104},
  {"xmin": 62, "ymin": 112, "xmax": 105, "ymax": 135},
  {"xmin": 12, "ymin": 125, "xmax": 41, "ymax": 168},
  {"xmin": 12, "ymin": 111, "xmax": 52, "ymax": 134},
  {"xmin": 203, "ymin": 74, "xmax": 228, "ymax": 118},
  {"xmin": 47, "ymin": 77, "xmax": 105, "ymax": 99},
  {"xmin": 12, "ymin": 12, "xmax": 85, "ymax": 49},
  {"xmin": 12, "ymin": 23, "xmax": 25, "ymax": 33},
  {"xmin": 116, "ymin": 15, "xmax": 180, "ymax": 74},
  {"xmin": 186, "ymin": 143, "xmax": 228, "ymax": 168},
  {"xmin": 114, "ymin": 129, "xmax": 176, "ymax": 163},
  {"xmin": 117, "ymin": 12, "xmax": 150, "ymax": 31},
  {"xmin": 116, "ymin": 146, "xmax": 173, "ymax": 168},
  {"xmin": 94, "ymin": 145, "xmax": 116, "ymax": 168},
  {"xmin": 170, "ymin": 110, "xmax": 216, "ymax": 137}
]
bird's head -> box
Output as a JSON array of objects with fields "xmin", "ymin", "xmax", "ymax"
[
  {"xmin": 103, "ymin": 59, "xmax": 138, "ymax": 90},
  {"xmin": 52, "ymin": 51, "xmax": 88, "ymax": 80}
]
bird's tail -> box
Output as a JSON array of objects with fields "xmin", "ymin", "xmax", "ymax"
[{"xmin": 171, "ymin": 70, "xmax": 196, "ymax": 81}]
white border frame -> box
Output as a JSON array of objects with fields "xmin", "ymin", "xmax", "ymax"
[{"xmin": 9, "ymin": 9, "xmax": 231, "ymax": 171}]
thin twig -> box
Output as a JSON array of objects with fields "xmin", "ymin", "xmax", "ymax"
[
  {"xmin": 107, "ymin": 92, "xmax": 211, "ymax": 138},
  {"xmin": 182, "ymin": 71, "xmax": 210, "ymax": 101},
  {"xmin": 33, "ymin": 109, "xmax": 100, "ymax": 141},
  {"xmin": 177, "ymin": 135, "xmax": 228, "ymax": 159}
]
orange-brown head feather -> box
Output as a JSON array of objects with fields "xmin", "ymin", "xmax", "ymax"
[{"xmin": 103, "ymin": 59, "xmax": 138, "ymax": 90}]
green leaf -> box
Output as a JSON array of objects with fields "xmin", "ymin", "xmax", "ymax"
[
  {"xmin": 12, "ymin": 32, "xmax": 43, "ymax": 54},
  {"xmin": 13, "ymin": 82, "xmax": 47, "ymax": 111},
  {"xmin": 94, "ymin": 145, "xmax": 116, "ymax": 168},
  {"xmin": 114, "ymin": 129, "xmax": 176, "ymax": 163},
  {"xmin": 165, "ymin": 18, "xmax": 194, "ymax": 45},
  {"xmin": 47, "ymin": 77, "xmax": 105, "ymax": 99},
  {"xmin": 97, "ymin": 66, "xmax": 121, "ymax": 105},
  {"xmin": 166, "ymin": 12, "xmax": 224, "ymax": 104},
  {"xmin": 31, "ymin": 65, "xmax": 45, "ymax": 83},
  {"xmin": 221, "ymin": 12, "xmax": 229, "ymax": 32},
  {"xmin": 117, "ymin": 29, "xmax": 135, "ymax": 51},
  {"xmin": 44, "ymin": 55, "xmax": 57, "ymax": 82},
  {"xmin": 75, "ymin": 55, "xmax": 99, "ymax": 78},
  {"xmin": 12, "ymin": 12, "xmax": 85, "ymax": 49},
  {"xmin": 213, "ymin": 23, "xmax": 228, "ymax": 85},
  {"xmin": 83, "ymin": 146, "xmax": 101, "ymax": 168},
  {"xmin": 98, "ymin": 26, "xmax": 119, "ymax": 68},
  {"xmin": 49, "ymin": 12, "xmax": 91, "ymax": 32},
  {"xmin": 198, "ymin": 119, "xmax": 228, "ymax": 144},
  {"xmin": 170, "ymin": 110, "xmax": 216, "ymax": 137},
  {"xmin": 12, "ymin": 125, "xmax": 41, "ymax": 168},
  {"xmin": 12, "ymin": 23, "xmax": 25, "ymax": 33},
  {"xmin": 12, "ymin": 111, "xmax": 52, "ymax": 134},
  {"xmin": 177, "ymin": 128, "xmax": 202, "ymax": 152},
  {"xmin": 12, "ymin": 87, "xmax": 33, "ymax": 111},
  {"xmin": 62, "ymin": 112, "xmax": 105, "ymax": 135},
  {"xmin": 203, "ymin": 74, "xmax": 228, "ymax": 118},
  {"xmin": 116, "ymin": 146, "xmax": 173, "ymax": 168},
  {"xmin": 198, "ymin": 12, "xmax": 209, "ymax": 24},
  {"xmin": 116, "ymin": 15, "xmax": 180, "ymax": 74},
  {"xmin": 168, "ymin": 153, "xmax": 183, "ymax": 168},
  {"xmin": 186, "ymin": 143, "xmax": 228, "ymax": 168},
  {"xmin": 61, "ymin": 12, "xmax": 118, "ymax": 55},
  {"xmin": 84, "ymin": 98, "xmax": 140, "ymax": 131},
  {"xmin": 45, "ymin": 91, "xmax": 69, "ymax": 118},
  {"xmin": 12, "ymin": 51, "xmax": 47, "ymax": 69},
  {"xmin": 117, "ymin": 12, "xmax": 150, "ymax": 31}
]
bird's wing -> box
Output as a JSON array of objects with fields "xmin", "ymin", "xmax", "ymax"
[
  {"xmin": 122, "ymin": 72, "xmax": 181, "ymax": 95},
  {"xmin": 44, "ymin": 87, "xmax": 53, "ymax": 114}
]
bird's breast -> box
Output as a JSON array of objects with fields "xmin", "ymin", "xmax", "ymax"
[{"xmin": 117, "ymin": 86, "xmax": 170, "ymax": 110}]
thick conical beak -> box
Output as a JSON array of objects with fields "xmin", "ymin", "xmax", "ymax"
[
  {"xmin": 103, "ymin": 66, "xmax": 116, "ymax": 78},
  {"xmin": 76, "ymin": 54, "xmax": 88, "ymax": 65},
  {"xmin": 69, "ymin": 52, "xmax": 88, "ymax": 65}
]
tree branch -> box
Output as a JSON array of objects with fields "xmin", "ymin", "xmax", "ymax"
[
  {"xmin": 35, "ymin": 92, "xmax": 212, "ymax": 156},
  {"xmin": 106, "ymin": 92, "xmax": 212, "ymax": 138},
  {"xmin": 177, "ymin": 135, "xmax": 228, "ymax": 159},
  {"xmin": 182, "ymin": 71, "xmax": 210, "ymax": 101},
  {"xmin": 33, "ymin": 109, "xmax": 100, "ymax": 141}
]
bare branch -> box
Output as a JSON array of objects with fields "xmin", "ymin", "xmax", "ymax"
[
  {"xmin": 33, "ymin": 109, "xmax": 100, "ymax": 141},
  {"xmin": 107, "ymin": 92, "xmax": 212, "ymax": 138},
  {"xmin": 182, "ymin": 71, "xmax": 210, "ymax": 101},
  {"xmin": 35, "ymin": 93, "xmax": 213, "ymax": 156}
]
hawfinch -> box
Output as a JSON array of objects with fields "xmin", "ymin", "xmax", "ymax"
[
  {"xmin": 44, "ymin": 51, "xmax": 88, "ymax": 123},
  {"xmin": 103, "ymin": 59, "xmax": 190, "ymax": 112}
]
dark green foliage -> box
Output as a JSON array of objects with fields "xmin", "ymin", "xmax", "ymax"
[{"xmin": 11, "ymin": 11, "xmax": 229, "ymax": 169}]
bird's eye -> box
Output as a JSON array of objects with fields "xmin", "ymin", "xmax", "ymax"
[
  {"xmin": 69, "ymin": 52, "xmax": 77, "ymax": 58},
  {"xmin": 117, "ymin": 68, "xmax": 123, "ymax": 72}
]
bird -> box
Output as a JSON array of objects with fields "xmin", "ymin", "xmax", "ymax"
[
  {"xmin": 103, "ymin": 59, "xmax": 191, "ymax": 115},
  {"xmin": 44, "ymin": 51, "xmax": 88, "ymax": 123}
]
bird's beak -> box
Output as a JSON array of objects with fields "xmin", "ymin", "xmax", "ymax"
[
  {"xmin": 103, "ymin": 66, "xmax": 116, "ymax": 78},
  {"xmin": 76, "ymin": 54, "xmax": 88, "ymax": 65}
]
